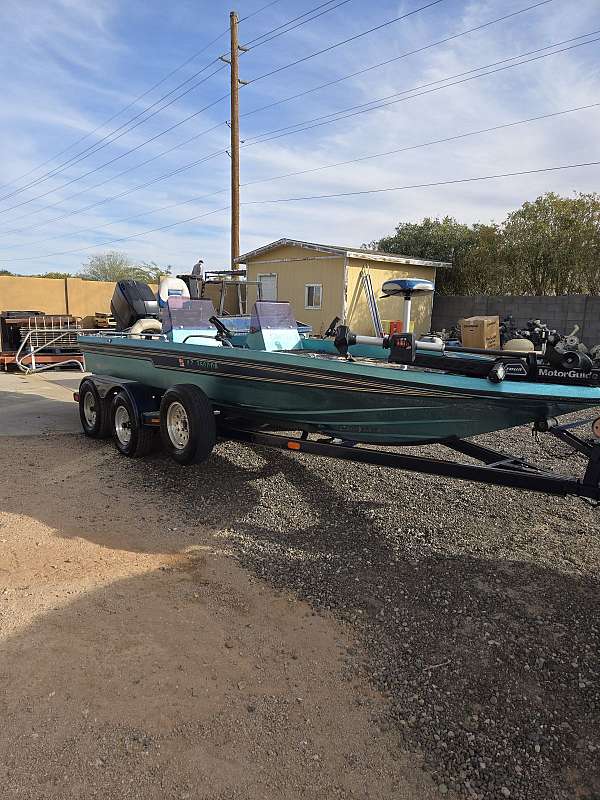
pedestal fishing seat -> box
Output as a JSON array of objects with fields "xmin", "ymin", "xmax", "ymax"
[{"xmin": 381, "ymin": 278, "xmax": 435, "ymax": 333}]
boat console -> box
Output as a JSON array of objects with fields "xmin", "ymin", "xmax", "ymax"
[
  {"xmin": 162, "ymin": 297, "xmax": 223, "ymax": 346},
  {"xmin": 246, "ymin": 301, "xmax": 302, "ymax": 351}
]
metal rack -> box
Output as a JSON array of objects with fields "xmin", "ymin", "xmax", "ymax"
[
  {"xmin": 15, "ymin": 328, "xmax": 166, "ymax": 373},
  {"xmin": 17, "ymin": 316, "xmax": 81, "ymax": 352}
]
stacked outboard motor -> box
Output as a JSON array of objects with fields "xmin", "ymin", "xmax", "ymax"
[{"xmin": 110, "ymin": 280, "xmax": 161, "ymax": 334}]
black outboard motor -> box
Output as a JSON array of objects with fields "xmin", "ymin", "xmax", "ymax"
[{"xmin": 111, "ymin": 280, "xmax": 160, "ymax": 331}]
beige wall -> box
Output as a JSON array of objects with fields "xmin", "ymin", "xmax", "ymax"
[
  {"xmin": 346, "ymin": 259, "xmax": 436, "ymax": 336},
  {"xmin": 0, "ymin": 276, "xmax": 157, "ymax": 327},
  {"xmin": 245, "ymin": 244, "xmax": 345, "ymax": 336},
  {"xmin": 244, "ymin": 246, "xmax": 436, "ymax": 337},
  {"xmin": 0, "ymin": 276, "xmax": 68, "ymax": 315},
  {"xmin": 65, "ymin": 278, "xmax": 116, "ymax": 319}
]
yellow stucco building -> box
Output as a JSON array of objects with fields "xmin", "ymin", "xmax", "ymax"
[{"xmin": 236, "ymin": 238, "xmax": 450, "ymax": 336}]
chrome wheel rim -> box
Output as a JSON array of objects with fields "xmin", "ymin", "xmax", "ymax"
[
  {"xmin": 83, "ymin": 391, "xmax": 97, "ymax": 427},
  {"xmin": 166, "ymin": 401, "xmax": 189, "ymax": 449},
  {"xmin": 114, "ymin": 404, "xmax": 132, "ymax": 446}
]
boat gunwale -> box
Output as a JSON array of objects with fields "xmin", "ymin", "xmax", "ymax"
[{"xmin": 78, "ymin": 334, "xmax": 600, "ymax": 406}]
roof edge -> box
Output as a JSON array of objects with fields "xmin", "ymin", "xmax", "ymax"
[{"xmin": 236, "ymin": 238, "xmax": 451, "ymax": 268}]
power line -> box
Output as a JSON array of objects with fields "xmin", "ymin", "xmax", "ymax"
[
  {"xmin": 242, "ymin": 0, "xmax": 354, "ymax": 49},
  {"xmin": 9, "ymin": 122, "xmax": 226, "ymax": 223},
  {"xmin": 0, "ymin": 92, "xmax": 231, "ymax": 219},
  {"xmin": 2, "ymin": 29, "xmax": 592, "ymax": 235},
  {"xmin": 240, "ymin": 0, "xmax": 554, "ymax": 121},
  {"xmin": 0, "ymin": 29, "xmax": 230, "ymax": 195},
  {"xmin": 0, "ymin": 63, "xmax": 228, "ymax": 208},
  {"xmin": 3, "ymin": 102, "xmax": 597, "ymax": 251},
  {"xmin": 0, "ymin": 1, "xmax": 412, "ymax": 224},
  {"xmin": 0, "ymin": 5, "xmax": 577, "ymax": 236},
  {"xmin": 244, "ymin": 160, "xmax": 600, "ymax": 205},
  {"xmin": 0, "ymin": 206, "xmax": 232, "ymax": 264},
  {"xmin": 243, "ymin": 31, "xmax": 600, "ymax": 146},
  {"xmin": 3, "ymin": 158, "xmax": 599, "ymax": 264},
  {"xmin": 0, "ymin": 148, "xmax": 227, "ymax": 238},
  {"xmin": 0, "ymin": 0, "xmax": 287, "ymax": 195},
  {"xmin": 0, "ymin": 130, "xmax": 226, "ymax": 235},
  {"xmin": 0, "ymin": 0, "xmax": 356, "ymax": 206},
  {"xmin": 247, "ymin": 0, "xmax": 447, "ymax": 84},
  {"xmin": 0, "ymin": 0, "xmax": 450, "ymax": 224},
  {"xmin": 239, "ymin": 0, "xmax": 287, "ymax": 23}
]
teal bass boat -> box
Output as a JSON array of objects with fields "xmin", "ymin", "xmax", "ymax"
[{"xmin": 76, "ymin": 280, "xmax": 600, "ymax": 500}]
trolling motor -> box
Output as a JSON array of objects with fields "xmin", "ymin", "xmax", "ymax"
[
  {"xmin": 326, "ymin": 276, "xmax": 600, "ymax": 386},
  {"xmin": 327, "ymin": 319, "xmax": 600, "ymax": 386}
]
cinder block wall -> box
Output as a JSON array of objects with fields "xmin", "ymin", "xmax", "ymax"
[{"xmin": 431, "ymin": 295, "xmax": 600, "ymax": 345}]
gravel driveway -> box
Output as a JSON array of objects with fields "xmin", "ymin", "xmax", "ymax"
[
  {"xmin": 134, "ymin": 415, "xmax": 600, "ymax": 800},
  {"xmin": 2, "ymin": 374, "xmax": 598, "ymax": 799}
]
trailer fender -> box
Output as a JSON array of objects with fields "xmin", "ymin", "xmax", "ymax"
[{"xmin": 80, "ymin": 376, "xmax": 161, "ymax": 419}]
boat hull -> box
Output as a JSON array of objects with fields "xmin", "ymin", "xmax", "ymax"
[{"xmin": 80, "ymin": 336, "xmax": 600, "ymax": 445}]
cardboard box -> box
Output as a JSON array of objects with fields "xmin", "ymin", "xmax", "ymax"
[{"xmin": 459, "ymin": 316, "xmax": 500, "ymax": 350}]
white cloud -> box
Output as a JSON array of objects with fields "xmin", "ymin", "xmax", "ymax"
[{"xmin": 0, "ymin": 0, "xmax": 599, "ymax": 275}]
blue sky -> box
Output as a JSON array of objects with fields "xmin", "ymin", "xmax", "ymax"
[{"xmin": 0, "ymin": 0, "xmax": 598, "ymax": 275}]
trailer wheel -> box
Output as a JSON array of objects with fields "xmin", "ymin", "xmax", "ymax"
[
  {"xmin": 110, "ymin": 390, "xmax": 155, "ymax": 457},
  {"xmin": 160, "ymin": 385, "xmax": 216, "ymax": 465},
  {"xmin": 79, "ymin": 379, "xmax": 111, "ymax": 438}
]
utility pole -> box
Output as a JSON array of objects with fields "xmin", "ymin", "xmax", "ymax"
[{"xmin": 221, "ymin": 11, "xmax": 248, "ymax": 271}]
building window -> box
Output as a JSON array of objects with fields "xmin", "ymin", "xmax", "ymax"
[
  {"xmin": 256, "ymin": 273, "xmax": 278, "ymax": 301},
  {"xmin": 304, "ymin": 283, "xmax": 322, "ymax": 309}
]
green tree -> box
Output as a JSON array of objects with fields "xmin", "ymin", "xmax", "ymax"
[
  {"xmin": 136, "ymin": 261, "xmax": 173, "ymax": 283},
  {"xmin": 79, "ymin": 252, "xmax": 172, "ymax": 283},
  {"xmin": 36, "ymin": 271, "xmax": 72, "ymax": 279},
  {"xmin": 0, "ymin": 269, "xmax": 14, "ymax": 276},
  {"xmin": 502, "ymin": 192, "xmax": 600, "ymax": 295},
  {"xmin": 374, "ymin": 193, "xmax": 600, "ymax": 296},
  {"xmin": 374, "ymin": 216, "xmax": 481, "ymax": 294}
]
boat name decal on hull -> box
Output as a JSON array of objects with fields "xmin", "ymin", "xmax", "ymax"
[{"xmin": 176, "ymin": 356, "xmax": 218, "ymax": 371}]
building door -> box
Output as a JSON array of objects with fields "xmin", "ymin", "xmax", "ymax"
[{"xmin": 257, "ymin": 273, "xmax": 278, "ymax": 301}]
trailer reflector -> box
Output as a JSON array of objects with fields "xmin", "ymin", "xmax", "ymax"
[{"xmin": 287, "ymin": 441, "xmax": 301, "ymax": 450}]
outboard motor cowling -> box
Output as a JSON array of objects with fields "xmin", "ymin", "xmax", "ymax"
[
  {"xmin": 111, "ymin": 280, "xmax": 160, "ymax": 331},
  {"xmin": 158, "ymin": 276, "xmax": 190, "ymax": 308}
]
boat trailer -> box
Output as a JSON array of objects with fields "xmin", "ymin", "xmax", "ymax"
[
  {"xmin": 75, "ymin": 373, "xmax": 600, "ymax": 503},
  {"xmin": 216, "ymin": 420, "xmax": 600, "ymax": 502}
]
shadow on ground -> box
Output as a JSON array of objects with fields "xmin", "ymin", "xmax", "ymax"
[{"xmin": 1, "ymin": 430, "xmax": 599, "ymax": 800}]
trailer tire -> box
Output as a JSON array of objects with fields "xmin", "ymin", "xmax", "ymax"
[
  {"xmin": 110, "ymin": 390, "xmax": 155, "ymax": 457},
  {"xmin": 79, "ymin": 379, "xmax": 111, "ymax": 438},
  {"xmin": 160, "ymin": 385, "xmax": 216, "ymax": 465}
]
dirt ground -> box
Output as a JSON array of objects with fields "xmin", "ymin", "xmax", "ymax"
[
  {"xmin": 1, "ymin": 374, "xmax": 599, "ymax": 800},
  {"xmin": 0, "ymin": 429, "xmax": 437, "ymax": 800}
]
